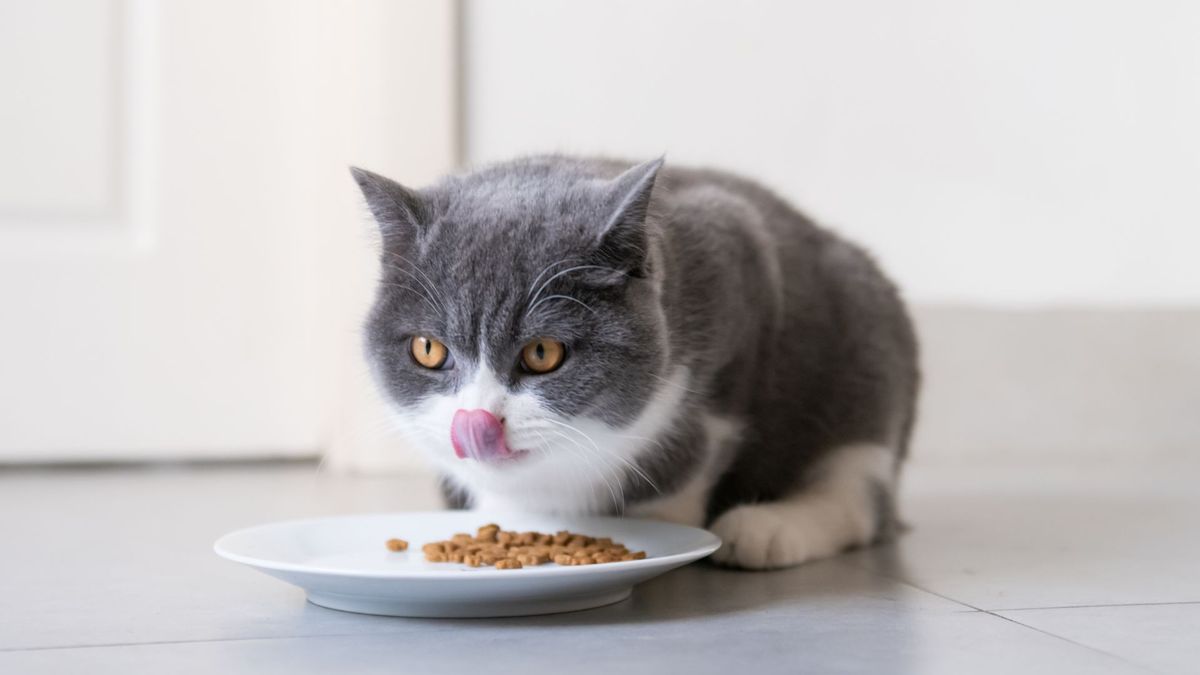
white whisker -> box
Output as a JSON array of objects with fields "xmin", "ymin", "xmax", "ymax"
[
  {"xmin": 545, "ymin": 418, "xmax": 663, "ymax": 496},
  {"xmin": 525, "ymin": 294, "xmax": 597, "ymax": 318},
  {"xmin": 527, "ymin": 264, "xmax": 625, "ymax": 311},
  {"xmin": 649, "ymin": 371, "xmax": 706, "ymax": 396},
  {"xmin": 526, "ymin": 259, "xmax": 575, "ymax": 300},
  {"xmin": 379, "ymin": 282, "xmax": 441, "ymax": 315},
  {"xmin": 383, "ymin": 251, "xmax": 446, "ymax": 311},
  {"xmin": 543, "ymin": 427, "xmax": 623, "ymax": 512}
]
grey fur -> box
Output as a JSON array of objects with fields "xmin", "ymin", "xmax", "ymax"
[{"xmin": 353, "ymin": 156, "xmax": 918, "ymax": 534}]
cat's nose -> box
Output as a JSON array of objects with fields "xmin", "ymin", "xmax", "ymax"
[{"xmin": 450, "ymin": 409, "xmax": 514, "ymax": 461}]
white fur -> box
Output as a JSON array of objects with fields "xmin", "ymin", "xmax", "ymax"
[
  {"xmin": 630, "ymin": 413, "xmax": 740, "ymax": 527},
  {"xmin": 709, "ymin": 443, "xmax": 895, "ymax": 569},
  {"xmin": 391, "ymin": 365, "xmax": 694, "ymax": 515}
]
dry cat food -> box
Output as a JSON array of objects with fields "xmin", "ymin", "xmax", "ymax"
[
  {"xmin": 388, "ymin": 523, "xmax": 647, "ymax": 570},
  {"xmin": 384, "ymin": 538, "xmax": 409, "ymax": 552}
]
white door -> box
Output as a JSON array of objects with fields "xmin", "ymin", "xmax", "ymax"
[{"xmin": 0, "ymin": 0, "xmax": 457, "ymax": 462}]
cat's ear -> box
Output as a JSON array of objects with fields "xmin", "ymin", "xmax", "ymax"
[
  {"xmin": 350, "ymin": 167, "xmax": 428, "ymax": 243},
  {"xmin": 594, "ymin": 157, "xmax": 664, "ymax": 278}
]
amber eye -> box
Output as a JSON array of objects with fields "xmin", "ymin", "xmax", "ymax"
[
  {"xmin": 520, "ymin": 338, "xmax": 566, "ymax": 374},
  {"xmin": 410, "ymin": 336, "xmax": 450, "ymax": 369}
]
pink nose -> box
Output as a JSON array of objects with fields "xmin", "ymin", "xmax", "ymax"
[{"xmin": 450, "ymin": 409, "xmax": 513, "ymax": 461}]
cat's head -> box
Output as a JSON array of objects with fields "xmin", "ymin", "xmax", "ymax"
[{"xmin": 353, "ymin": 157, "xmax": 682, "ymax": 511}]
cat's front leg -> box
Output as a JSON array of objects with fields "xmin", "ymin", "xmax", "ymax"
[{"xmin": 709, "ymin": 443, "xmax": 897, "ymax": 569}]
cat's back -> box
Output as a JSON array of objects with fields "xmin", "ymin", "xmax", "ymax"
[{"xmin": 462, "ymin": 155, "xmax": 878, "ymax": 289}]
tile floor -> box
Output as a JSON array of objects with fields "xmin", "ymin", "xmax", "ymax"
[{"xmin": 0, "ymin": 459, "xmax": 1196, "ymax": 674}]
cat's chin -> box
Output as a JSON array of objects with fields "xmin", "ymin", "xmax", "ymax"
[{"xmin": 464, "ymin": 448, "xmax": 531, "ymax": 467}]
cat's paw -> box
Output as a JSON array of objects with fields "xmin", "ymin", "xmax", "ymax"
[{"xmin": 708, "ymin": 503, "xmax": 823, "ymax": 570}]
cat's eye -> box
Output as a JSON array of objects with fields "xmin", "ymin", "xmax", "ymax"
[
  {"xmin": 410, "ymin": 336, "xmax": 450, "ymax": 370},
  {"xmin": 520, "ymin": 338, "xmax": 566, "ymax": 374}
]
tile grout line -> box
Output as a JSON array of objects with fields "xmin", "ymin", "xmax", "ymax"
[
  {"xmin": 990, "ymin": 599, "xmax": 1200, "ymax": 613},
  {"xmin": 975, "ymin": 611, "xmax": 1155, "ymax": 674},
  {"xmin": 858, "ymin": 564, "xmax": 1153, "ymax": 673}
]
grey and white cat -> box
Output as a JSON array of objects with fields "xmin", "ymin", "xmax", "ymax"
[{"xmin": 352, "ymin": 156, "xmax": 919, "ymax": 569}]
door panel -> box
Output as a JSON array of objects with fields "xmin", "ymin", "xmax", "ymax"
[{"xmin": 0, "ymin": 0, "xmax": 457, "ymax": 461}]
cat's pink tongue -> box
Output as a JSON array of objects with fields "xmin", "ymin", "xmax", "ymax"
[{"xmin": 450, "ymin": 409, "xmax": 514, "ymax": 461}]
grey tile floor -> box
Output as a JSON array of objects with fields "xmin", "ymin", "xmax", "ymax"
[{"xmin": 1, "ymin": 459, "xmax": 1196, "ymax": 674}]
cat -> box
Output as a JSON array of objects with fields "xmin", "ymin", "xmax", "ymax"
[{"xmin": 351, "ymin": 156, "xmax": 919, "ymax": 569}]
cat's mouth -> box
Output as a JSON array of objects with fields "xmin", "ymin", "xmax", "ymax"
[{"xmin": 450, "ymin": 409, "xmax": 529, "ymax": 464}]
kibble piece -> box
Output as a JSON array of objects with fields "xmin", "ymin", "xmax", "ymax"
[
  {"xmin": 385, "ymin": 538, "xmax": 408, "ymax": 552},
  {"xmin": 413, "ymin": 524, "xmax": 647, "ymax": 570}
]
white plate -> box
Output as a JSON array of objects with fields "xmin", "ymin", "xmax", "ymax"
[{"xmin": 214, "ymin": 511, "xmax": 721, "ymax": 618}]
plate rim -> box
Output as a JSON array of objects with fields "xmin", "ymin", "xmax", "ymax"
[{"xmin": 213, "ymin": 510, "xmax": 722, "ymax": 581}]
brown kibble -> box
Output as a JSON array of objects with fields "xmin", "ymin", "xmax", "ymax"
[{"xmin": 406, "ymin": 525, "xmax": 647, "ymax": 569}]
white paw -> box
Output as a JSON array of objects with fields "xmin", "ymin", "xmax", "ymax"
[{"xmin": 709, "ymin": 503, "xmax": 822, "ymax": 570}]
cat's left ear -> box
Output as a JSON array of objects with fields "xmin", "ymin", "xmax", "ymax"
[
  {"xmin": 595, "ymin": 157, "xmax": 664, "ymax": 278},
  {"xmin": 349, "ymin": 166, "xmax": 428, "ymax": 246}
]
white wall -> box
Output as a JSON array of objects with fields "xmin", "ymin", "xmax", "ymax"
[{"xmin": 465, "ymin": 0, "xmax": 1200, "ymax": 307}]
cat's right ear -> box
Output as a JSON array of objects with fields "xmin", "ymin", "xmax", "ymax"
[{"xmin": 350, "ymin": 167, "xmax": 428, "ymax": 243}]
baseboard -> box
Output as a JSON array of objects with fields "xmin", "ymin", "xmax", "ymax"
[{"xmin": 910, "ymin": 306, "xmax": 1200, "ymax": 463}]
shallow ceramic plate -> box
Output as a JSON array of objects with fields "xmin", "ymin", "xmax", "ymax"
[{"xmin": 214, "ymin": 511, "xmax": 721, "ymax": 618}]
